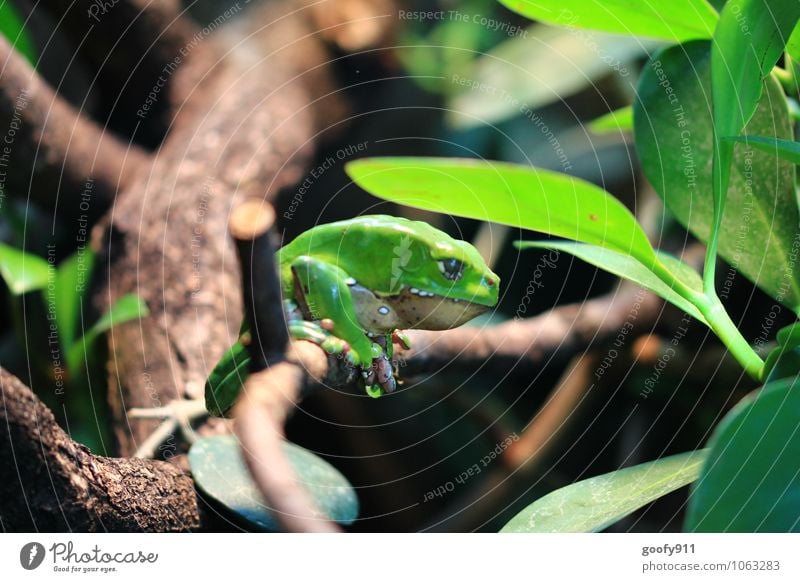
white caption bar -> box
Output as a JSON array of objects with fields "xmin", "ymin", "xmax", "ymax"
[{"xmin": 1, "ymin": 533, "xmax": 797, "ymax": 581}]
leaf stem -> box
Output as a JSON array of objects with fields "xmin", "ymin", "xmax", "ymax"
[
  {"xmin": 650, "ymin": 259, "xmax": 764, "ymax": 381},
  {"xmin": 696, "ymin": 295, "xmax": 764, "ymax": 380}
]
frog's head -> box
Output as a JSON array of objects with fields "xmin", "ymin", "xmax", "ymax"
[{"xmin": 376, "ymin": 217, "xmax": 500, "ymax": 330}]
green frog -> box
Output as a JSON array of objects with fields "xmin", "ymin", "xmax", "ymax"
[{"xmin": 206, "ymin": 214, "xmax": 499, "ymax": 415}]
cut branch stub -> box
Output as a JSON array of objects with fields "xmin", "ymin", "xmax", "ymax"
[{"xmin": 230, "ymin": 200, "xmax": 289, "ymax": 372}]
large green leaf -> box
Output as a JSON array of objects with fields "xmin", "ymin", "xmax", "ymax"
[
  {"xmin": 634, "ymin": 41, "xmax": 800, "ymax": 312},
  {"xmin": 67, "ymin": 294, "xmax": 148, "ymax": 373},
  {"xmin": 0, "ymin": 2, "xmax": 35, "ymax": 65},
  {"xmin": 346, "ymin": 157, "xmax": 659, "ymax": 267},
  {"xmin": 501, "ymin": 450, "xmax": 707, "ymax": 532},
  {"xmin": 787, "ymin": 20, "xmax": 800, "ymax": 62},
  {"xmin": 189, "ymin": 435, "xmax": 358, "ymax": 532},
  {"xmin": 0, "ymin": 243, "xmax": 51, "ymax": 295},
  {"xmin": 763, "ymin": 323, "xmax": 800, "ymax": 382},
  {"xmin": 686, "ymin": 377, "xmax": 800, "ymax": 531},
  {"xmin": 712, "ymin": 0, "xmax": 800, "ymax": 142},
  {"xmin": 727, "ymin": 135, "xmax": 800, "ymax": 165},
  {"xmin": 447, "ymin": 25, "xmax": 652, "ymax": 127},
  {"xmin": 516, "ymin": 241, "xmax": 707, "ymax": 323},
  {"xmin": 498, "ymin": 0, "xmax": 718, "ymax": 42},
  {"xmin": 709, "ymin": 0, "xmax": 800, "ymax": 277}
]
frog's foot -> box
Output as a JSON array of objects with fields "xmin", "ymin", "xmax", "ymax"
[
  {"xmin": 128, "ymin": 398, "xmax": 208, "ymax": 459},
  {"xmin": 361, "ymin": 335, "xmax": 398, "ymax": 397},
  {"xmin": 363, "ymin": 351, "xmax": 397, "ymax": 397},
  {"xmin": 288, "ymin": 319, "xmax": 359, "ymax": 364}
]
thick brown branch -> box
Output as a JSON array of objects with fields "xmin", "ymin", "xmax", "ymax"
[
  {"xmin": 0, "ymin": 36, "xmax": 149, "ymax": 219},
  {"xmin": 0, "ymin": 366, "xmax": 200, "ymax": 532},
  {"xmin": 101, "ymin": 15, "xmax": 333, "ymax": 455}
]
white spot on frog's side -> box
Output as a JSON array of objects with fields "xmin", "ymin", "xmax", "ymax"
[
  {"xmin": 345, "ymin": 277, "xmax": 357, "ymax": 286},
  {"xmin": 410, "ymin": 288, "xmax": 419, "ymax": 295},
  {"xmin": 378, "ymin": 306, "xmax": 390, "ymax": 315}
]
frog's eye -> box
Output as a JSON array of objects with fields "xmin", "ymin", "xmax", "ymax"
[{"xmin": 438, "ymin": 258, "xmax": 464, "ymax": 281}]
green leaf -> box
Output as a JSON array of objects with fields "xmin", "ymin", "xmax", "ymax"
[
  {"xmin": 498, "ymin": 0, "xmax": 718, "ymax": 42},
  {"xmin": 189, "ymin": 435, "xmax": 358, "ymax": 532},
  {"xmin": 346, "ymin": 157, "xmax": 659, "ymax": 267},
  {"xmin": 776, "ymin": 322, "xmax": 800, "ymax": 346},
  {"xmin": 763, "ymin": 323, "xmax": 800, "ymax": 382},
  {"xmin": 686, "ymin": 377, "xmax": 800, "ymax": 531},
  {"xmin": 501, "ymin": 450, "xmax": 707, "ymax": 532},
  {"xmin": 0, "ymin": 2, "xmax": 36, "ymax": 65},
  {"xmin": 205, "ymin": 340, "xmax": 251, "ymax": 417},
  {"xmin": 709, "ymin": 1, "xmax": 800, "ymax": 281},
  {"xmin": 0, "ymin": 242, "xmax": 51, "ymax": 295},
  {"xmin": 634, "ymin": 41, "xmax": 800, "ymax": 312},
  {"xmin": 516, "ymin": 241, "xmax": 707, "ymax": 324},
  {"xmin": 712, "ymin": 0, "xmax": 800, "ymax": 142},
  {"xmin": 786, "ymin": 20, "xmax": 800, "ymax": 62},
  {"xmin": 67, "ymin": 294, "xmax": 148, "ymax": 373},
  {"xmin": 727, "ymin": 135, "xmax": 800, "ymax": 165},
  {"xmin": 447, "ymin": 25, "xmax": 652, "ymax": 128},
  {"xmin": 588, "ymin": 106, "xmax": 634, "ymax": 134},
  {"xmin": 54, "ymin": 249, "xmax": 95, "ymax": 349}
]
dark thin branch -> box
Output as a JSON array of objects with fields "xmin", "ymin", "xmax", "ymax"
[
  {"xmin": 0, "ymin": 35, "xmax": 149, "ymax": 219},
  {"xmin": 0, "ymin": 366, "xmax": 200, "ymax": 532},
  {"xmin": 230, "ymin": 201, "xmax": 289, "ymax": 371},
  {"xmin": 229, "ymin": 201, "xmax": 348, "ymax": 532}
]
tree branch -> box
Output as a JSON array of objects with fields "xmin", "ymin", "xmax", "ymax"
[
  {"xmin": 0, "ymin": 366, "xmax": 200, "ymax": 532},
  {"xmin": 0, "ymin": 36, "xmax": 149, "ymax": 219},
  {"xmin": 35, "ymin": 0, "xmax": 200, "ymax": 144}
]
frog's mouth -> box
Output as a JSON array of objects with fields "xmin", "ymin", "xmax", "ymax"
[
  {"xmin": 384, "ymin": 288, "xmax": 490, "ymax": 331},
  {"xmin": 350, "ymin": 284, "xmax": 491, "ymax": 333}
]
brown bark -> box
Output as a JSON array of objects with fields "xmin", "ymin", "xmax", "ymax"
[
  {"xmin": 100, "ymin": 2, "xmax": 349, "ymax": 455},
  {"xmin": 0, "ymin": 366, "xmax": 200, "ymax": 532}
]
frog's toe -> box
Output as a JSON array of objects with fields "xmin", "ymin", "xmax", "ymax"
[
  {"xmin": 345, "ymin": 350, "xmax": 361, "ymax": 367},
  {"xmin": 365, "ymin": 384, "xmax": 383, "ymax": 398},
  {"xmin": 320, "ymin": 337, "xmax": 349, "ymax": 355},
  {"xmin": 288, "ymin": 320, "xmax": 329, "ymax": 344},
  {"xmin": 375, "ymin": 355, "xmax": 394, "ymax": 389},
  {"xmin": 392, "ymin": 331, "xmax": 412, "ymax": 350},
  {"xmin": 363, "ymin": 367, "xmax": 376, "ymax": 386}
]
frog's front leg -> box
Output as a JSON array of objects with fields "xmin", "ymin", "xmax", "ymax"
[{"xmin": 290, "ymin": 256, "xmax": 388, "ymax": 395}]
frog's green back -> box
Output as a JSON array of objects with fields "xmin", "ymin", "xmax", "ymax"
[{"xmin": 278, "ymin": 215, "xmax": 498, "ymax": 306}]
